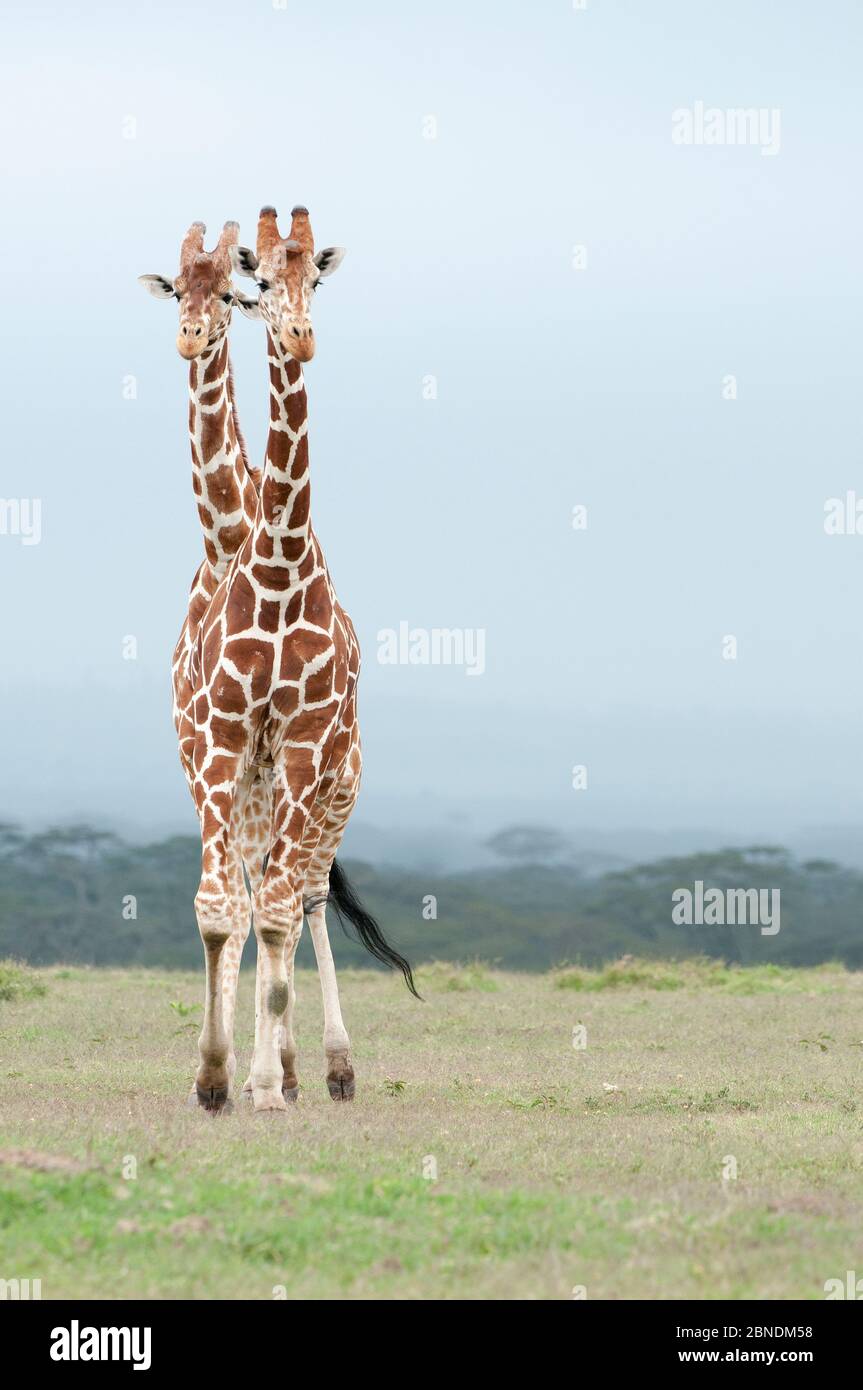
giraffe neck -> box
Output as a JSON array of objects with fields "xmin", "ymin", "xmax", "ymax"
[
  {"xmin": 188, "ymin": 331, "xmax": 259, "ymax": 578},
  {"xmin": 252, "ymin": 330, "xmax": 314, "ymax": 570}
]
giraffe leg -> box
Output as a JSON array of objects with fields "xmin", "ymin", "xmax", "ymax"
[
  {"xmin": 237, "ymin": 772, "xmax": 275, "ymax": 1103},
  {"xmin": 242, "ymin": 943, "xmax": 300, "ymax": 1104},
  {"xmin": 248, "ymin": 873, "xmax": 303, "ymax": 1113},
  {"xmin": 303, "ymin": 743, "xmax": 362, "ymax": 1101},
  {"xmin": 264, "ymin": 769, "xmax": 345, "ymax": 1103},
  {"xmin": 247, "ymin": 771, "xmax": 315, "ymax": 1113},
  {"xmin": 190, "ymin": 777, "xmax": 243, "ymax": 1115},
  {"xmin": 217, "ymin": 774, "xmax": 260, "ymax": 1090},
  {"xmin": 279, "ymin": 948, "xmax": 300, "ymax": 1103}
]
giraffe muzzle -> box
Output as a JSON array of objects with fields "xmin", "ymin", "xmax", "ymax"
[
  {"xmin": 280, "ymin": 321, "xmax": 315, "ymax": 362},
  {"xmin": 177, "ymin": 321, "xmax": 210, "ymax": 359}
]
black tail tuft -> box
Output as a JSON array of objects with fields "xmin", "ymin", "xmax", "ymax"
[{"xmin": 326, "ymin": 858, "xmax": 421, "ymax": 999}]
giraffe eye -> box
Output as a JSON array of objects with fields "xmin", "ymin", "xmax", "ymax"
[
  {"xmin": 256, "ymin": 278, "xmax": 271, "ymax": 292},
  {"xmin": 221, "ymin": 293, "xmax": 232, "ymax": 304}
]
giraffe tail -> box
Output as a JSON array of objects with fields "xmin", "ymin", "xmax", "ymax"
[{"xmin": 327, "ymin": 858, "xmax": 421, "ymax": 999}]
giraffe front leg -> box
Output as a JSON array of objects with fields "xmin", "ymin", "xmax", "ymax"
[
  {"xmin": 248, "ymin": 875, "xmax": 303, "ymax": 1113},
  {"xmin": 241, "ymin": 948, "xmax": 298, "ymax": 1105},
  {"xmin": 219, "ymin": 772, "xmax": 262, "ymax": 1089},
  {"xmin": 218, "ymin": 879, "xmax": 251, "ymax": 1090},
  {"xmin": 240, "ymin": 960, "xmax": 263, "ymax": 1105},
  {"xmin": 192, "ymin": 895, "xmax": 234, "ymax": 1114},
  {"xmin": 279, "ymin": 951, "xmax": 300, "ymax": 1102},
  {"xmin": 239, "ymin": 773, "xmax": 273, "ymax": 1104},
  {"xmin": 190, "ymin": 809, "xmax": 242, "ymax": 1115}
]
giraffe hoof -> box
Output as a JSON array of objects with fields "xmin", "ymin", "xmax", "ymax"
[
  {"xmin": 326, "ymin": 1052, "xmax": 355, "ymax": 1101},
  {"xmin": 251, "ymin": 1085, "xmax": 288, "ymax": 1112},
  {"xmin": 190, "ymin": 1084, "xmax": 233, "ymax": 1115},
  {"xmin": 283, "ymin": 1084, "xmax": 300, "ymax": 1103}
]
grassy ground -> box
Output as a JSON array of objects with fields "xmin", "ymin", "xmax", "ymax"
[{"xmin": 0, "ymin": 957, "xmax": 860, "ymax": 1300}]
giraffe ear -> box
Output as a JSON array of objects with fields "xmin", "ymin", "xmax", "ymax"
[
  {"xmin": 235, "ymin": 292, "xmax": 262, "ymax": 320},
  {"xmin": 230, "ymin": 245, "xmax": 259, "ymax": 278},
  {"xmin": 313, "ymin": 246, "xmax": 346, "ymax": 279},
  {"xmin": 138, "ymin": 274, "xmax": 176, "ymax": 299}
]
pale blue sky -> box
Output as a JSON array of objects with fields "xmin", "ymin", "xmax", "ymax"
[{"xmin": 1, "ymin": 1, "xmax": 861, "ymax": 852}]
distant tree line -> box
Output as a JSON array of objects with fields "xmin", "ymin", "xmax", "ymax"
[{"xmin": 0, "ymin": 823, "xmax": 861, "ymax": 971}]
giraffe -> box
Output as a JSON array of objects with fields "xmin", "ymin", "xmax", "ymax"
[
  {"xmin": 166, "ymin": 204, "xmax": 417, "ymax": 1114},
  {"xmin": 139, "ymin": 221, "xmax": 274, "ymax": 1098}
]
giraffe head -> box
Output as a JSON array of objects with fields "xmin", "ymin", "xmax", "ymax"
[
  {"xmin": 139, "ymin": 221, "xmax": 252, "ymax": 360},
  {"xmin": 230, "ymin": 206, "xmax": 346, "ymax": 363}
]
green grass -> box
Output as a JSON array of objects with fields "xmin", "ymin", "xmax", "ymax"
[
  {"xmin": 0, "ymin": 959, "xmax": 861, "ymax": 1299},
  {"xmin": 416, "ymin": 960, "xmax": 500, "ymax": 992},
  {"xmin": 553, "ymin": 956, "xmax": 840, "ymax": 994},
  {"xmin": 0, "ymin": 959, "xmax": 47, "ymax": 1003}
]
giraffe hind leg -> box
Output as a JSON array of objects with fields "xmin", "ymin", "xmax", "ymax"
[
  {"xmin": 235, "ymin": 772, "xmax": 283, "ymax": 1103},
  {"xmin": 302, "ymin": 759, "xmax": 364, "ymax": 1101}
]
